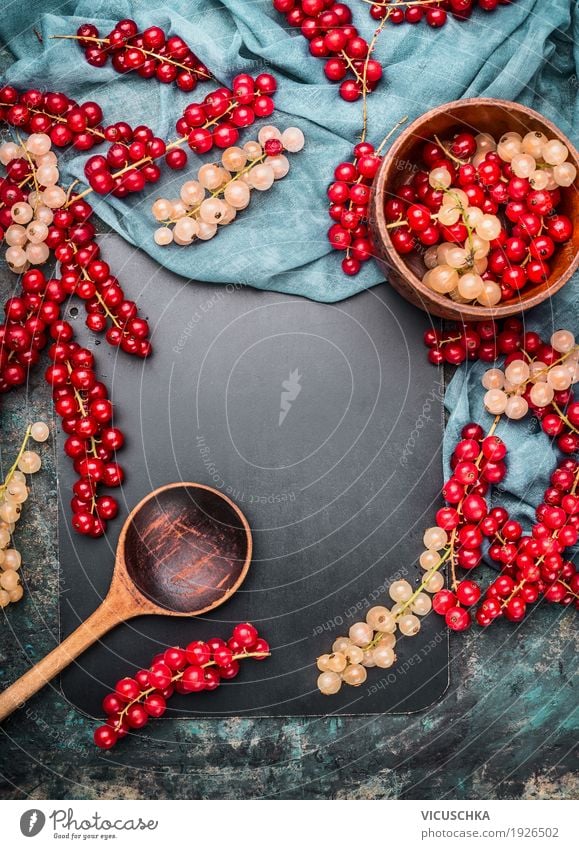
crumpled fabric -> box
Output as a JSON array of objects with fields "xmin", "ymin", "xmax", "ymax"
[{"xmin": 0, "ymin": 0, "xmax": 575, "ymax": 300}]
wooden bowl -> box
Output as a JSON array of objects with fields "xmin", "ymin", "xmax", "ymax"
[{"xmin": 369, "ymin": 98, "xmax": 579, "ymax": 321}]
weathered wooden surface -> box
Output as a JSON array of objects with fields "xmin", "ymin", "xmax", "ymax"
[{"xmin": 0, "ymin": 42, "xmax": 576, "ymax": 801}]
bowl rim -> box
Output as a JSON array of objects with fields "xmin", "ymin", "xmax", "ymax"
[{"xmin": 373, "ymin": 97, "xmax": 579, "ymax": 319}]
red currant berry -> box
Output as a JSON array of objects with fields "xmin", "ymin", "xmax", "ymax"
[
  {"xmin": 432, "ymin": 589, "xmax": 456, "ymax": 615},
  {"xmin": 115, "ymin": 677, "xmax": 140, "ymax": 702},
  {"xmin": 252, "ymin": 638, "xmax": 270, "ymax": 659},
  {"xmin": 94, "ymin": 725, "xmax": 117, "ymax": 749},
  {"xmin": 339, "ymin": 80, "xmax": 362, "ymax": 102},
  {"xmin": 232, "ymin": 622, "xmax": 258, "ymax": 648},
  {"xmin": 164, "ymin": 646, "xmax": 187, "ymax": 671},
  {"xmin": 181, "ymin": 665, "xmax": 206, "ymax": 692},
  {"xmin": 445, "ymin": 606, "xmax": 470, "ymax": 631},
  {"xmin": 504, "ymin": 596, "xmax": 526, "ymax": 621},
  {"xmin": 213, "ymin": 646, "xmax": 234, "ymax": 667},
  {"xmin": 148, "ymin": 662, "xmax": 172, "ymax": 690},
  {"xmin": 436, "ymin": 507, "xmax": 459, "ymax": 530},
  {"xmin": 456, "ymin": 581, "xmax": 481, "ymax": 606},
  {"xmin": 219, "ymin": 661, "xmax": 240, "ymax": 679},
  {"xmin": 185, "ymin": 640, "xmax": 211, "ymax": 666},
  {"xmin": 143, "ymin": 693, "xmax": 167, "ymax": 717}
]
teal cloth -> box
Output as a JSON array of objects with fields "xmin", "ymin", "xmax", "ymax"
[
  {"xmin": 0, "ymin": 0, "xmax": 576, "ymax": 301},
  {"xmin": 1, "ymin": 1, "xmax": 578, "ymax": 556}
]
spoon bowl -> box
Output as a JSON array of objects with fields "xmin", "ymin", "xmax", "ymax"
[
  {"xmin": 120, "ymin": 482, "xmax": 252, "ymax": 614},
  {"xmin": 0, "ymin": 482, "xmax": 252, "ymax": 721}
]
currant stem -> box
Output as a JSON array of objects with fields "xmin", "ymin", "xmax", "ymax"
[
  {"xmin": 113, "ymin": 649, "xmax": 271, "ymax": 731},
  {"xmin": 16, "ymin": 131, "xmax": 41, "ymax": 210},
  {"xmin": 501, "ymin": 579, "xmax": 526, "ymax": 609},
  {"xmin": 385, "ymin": 218, "xmax": 408, "ymax": 230},
  {"xmin": 375, "ymin": 116, "xmax": 408, "ymax": 155},
  {"xmin": 64, "ymin": 362, "xmax": 100, "ymax": 464},
  {"xmin": 0, "ymin": 99, "xmax": 105, "ymax": 139},
  {"xmin": 66, "ymin": 179, "xmax": 80, "ymax": 204},
  {"xmin": 433, "ymin": 134, "xmax": 465, "ymax": 167},
  {"xmin": 339, "ymin": 50, "xmax": 367, "ymax": 89},
  {"xmin": 0, "ymin": 425, "xmax": 33, "ymax": 496},
  {"xmin": 50, "ymin": 35, "xmax": 212, "ymax": 80},
  {"xmin": 552, "ymin": 401, "xmax": 579, "ymax": 435},
  {"xmin": 92, "ymin": 289, "xmax": 123, "ymax": 329},
  {"xmin": 399, "ymin": 544, "xmax": 453, "ymax": 619},
  {"xmin": 487, "ymin": 415, "xmax": 501, "ymax": 439},
  {"xmin": 360, "ymin": 15, "xmax": 388, "ymax": 142}
]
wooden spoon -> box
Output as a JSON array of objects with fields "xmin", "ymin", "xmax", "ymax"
[{"xmin": 0, "ymin": 482, "xmax": 252, "ymax": 722}]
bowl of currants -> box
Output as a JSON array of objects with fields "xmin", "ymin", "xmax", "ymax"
[{"xmin": 370, "ymin": 99, "xmax": 579, "ymax": 320}]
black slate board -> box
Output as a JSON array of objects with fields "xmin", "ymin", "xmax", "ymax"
[{"xmin": 58, "ymin": 233, "xmax": 448, "ymax": 717}]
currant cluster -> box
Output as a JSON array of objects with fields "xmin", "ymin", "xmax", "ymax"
[
  {"xmin": 388, "ymin": 128, "xmax": 575, "ymax": 305},
  {"xmin": 481, "ymin": 460, "xmax": 579, "ymax": 618},
  {"xmin": 427, "ymin": 328, "xmax": 578, "ymax": 631},
  {"xmin": 0, "ymin": 270, "xmax": 136, "ymax": 536},
  {"xmin": 423, "ymin": 421, "xmax": 509, "ymax": 633},
  {"xmin": 436, "ymin": 455, "xmax": 579, "ymax": 627},
  {"xmin": 84, "ymin": 122, "xmax": 177, "ymax": 197},
  {"xmin": 424, "ymin": 316, "xmax": 522, "ymax": 365},
  {"xmin": 424, "ymin": 316, "xmax": 578, "ymax": 370},
  {"xmin": 49, "ymin": 201, "xmax": 151, "ymax": 356},
  {"xmin": 271, "ymin": 0, "xmax": 382, "ymax": 101},
  {"xmin": 0, "ymin": 113, "xmax": 152, "ymax": 353},
  {"xmin": 73, "ymin": 19, "xmax": 211, "ymax": 91},
  {"xmin": 328, "ymin": 139, "xmax": 382, "ymax": 275},
  {"xmin": 78, "ymin": 266, "xmax": 151, "ymax": 357},
  {"xmin": 482, "ymin": 329, "xmax": 578, "ymax": 432},
  {"xmin": 152, "ymin": 125, "xmax": 305, "ymax": 246},
  {"xmin": 0, "ymin": 422, "xmax": 49, "ymax": 608},
  {"xmin": 45, "ymin": 329, "xmax": 124, "ymax": 537},
  {"xmin": 1, "ymin": 209, "xmax": 141, "ymax": 538},
  {"xmin": 0, "ymin": 134, "xmax": 68, "ymax": 272},
  {"xmin": 82, "ymin": 73, "xmax": 278, "ymax": 199},
  {"xmin": 369, "ymin": 0, "xmax": 513, "ymax": 27},
  {"xmin": 317, "ymin": 579, "xmax": 442, "ymax": 694},
  {"xmin": 0, "ymin": 85, "xmax": 104, "ymax": 151},
  {"xmin": 0, "ymin": 268, "xmax": 61, "ymax": 392},
  {"xmin": 176, "ymin": 73, "xmax": 277, "ymax": 155},
  {"xmin": 94, "ymin": 624, "xmax": 270, "ymax": 748}
]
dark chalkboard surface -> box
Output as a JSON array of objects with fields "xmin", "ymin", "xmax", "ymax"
[{"xmin": 58, "ymin": 233, "xmax": 448, "ymax": 717}]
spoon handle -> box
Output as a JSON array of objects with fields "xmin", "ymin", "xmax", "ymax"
[{"xmin": 0, "ymin": 599, "xmax": 125, "ymax": 722}]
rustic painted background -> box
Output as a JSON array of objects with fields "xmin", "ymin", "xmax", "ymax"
[{"xmin": 0, "ymin": 29, "xmax": 577, "ymax": 799}]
